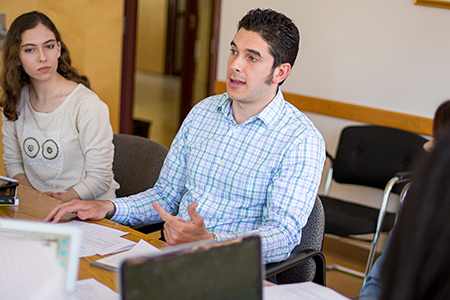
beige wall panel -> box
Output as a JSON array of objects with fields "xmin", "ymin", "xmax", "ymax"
[
  {"xmin": 136, "ymin": 0, "xmax": 166, "ymax": 73},
  {"xmin": 0, "ymin": 0, "xmax": 124, "ymax": 176}
]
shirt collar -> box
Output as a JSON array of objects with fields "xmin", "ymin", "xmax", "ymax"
[{"xmin": 217, "ymin": 88, "xmax": 285, "ymax": 128}]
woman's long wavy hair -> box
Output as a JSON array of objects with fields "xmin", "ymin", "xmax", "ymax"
[
  {"xmin": 380, "ymin": 127, "xmax": 450, "ymax": 299},
  {"xmin": 0, "ymin": 11, "xmax": 90, "ymax": 121}
]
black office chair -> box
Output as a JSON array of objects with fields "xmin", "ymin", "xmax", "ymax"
[
  {"xmin": 266, "ymin": 196, "xmax": 326, "ymax": 286},
  {"xmin": 321, "ymin": 125, "xmax": 427, "ymax": 278},
  {"xmin": 112, "ymin": 134, "xmax": 168, "ymax": 233}
]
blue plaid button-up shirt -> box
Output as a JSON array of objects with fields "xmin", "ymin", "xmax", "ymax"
[{"xmin": 111, "ymin": 89, "xmax": 325, "ymax": 263}]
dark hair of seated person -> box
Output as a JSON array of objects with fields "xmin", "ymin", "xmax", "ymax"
[
  {"xmin": 433, "ymin": 100, "xmax": 450, "ymax": 140},
  {"xmin": 380, "ymin": 127, "xmax": 450, "ymax": 300}
]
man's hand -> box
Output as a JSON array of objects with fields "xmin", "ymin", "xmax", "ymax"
[
  {"xmin": 152, "ymin": 202, "xmax": 214, "ymax": 246},
  {"xmin": 43, "ymin": 199, "xmax": 116, "ymax": 223}
]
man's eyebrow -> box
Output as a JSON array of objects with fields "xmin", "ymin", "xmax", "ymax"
[
  {"xmin": 247, "ymin": 48, "xmax": 261, "ymax": 57},
  {"xmin": 21, "ymin": 39, "xmax": 56, "ymax": 48},
  {"xmin": 230, "ymin": 41, "xmax": 262, "ymax": 57}
]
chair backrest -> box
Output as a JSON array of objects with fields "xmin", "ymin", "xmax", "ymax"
[
  {"xmin": 113, "ymin": 134, "xmax": 169, "ymax": 198},
  {"xmin": 275, "ymin": 196, "xmax": 325, "ymax": 283},
  {"xmin": 332, "ymin": 125, "xmax": 427, "ymax": 190}
]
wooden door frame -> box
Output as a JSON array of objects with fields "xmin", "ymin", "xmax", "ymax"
[
  {"xmin": 178, "ymin": 0, "xmax": 198, "ymax": 123},
  {"xmin": 120, "ymin": 0, "xmax": 138, "ymax": 134},
  {"xmin": 120, "ymin": 0, "xmax": 222, "ymax": 132},
  {"xmin": 165, "ymin": 0, "xmax": 178, "ymax": 75},
  {"xmin": 208, "ymin": 0, "xmax": 221, "ymax": 96}
]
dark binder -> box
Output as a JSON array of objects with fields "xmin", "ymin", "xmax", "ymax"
[{"xmin": 0, "ymin": 176, "xmax": 19, "ymax": 205}]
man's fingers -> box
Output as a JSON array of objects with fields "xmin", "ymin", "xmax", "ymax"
[
  {"xmin": 43, "ymin": 200, "xmax": 78, "ymax": 223},
  {"xmin": 77, "ymin": 209, "xmax": 97, "ymax": 220},
  {"xmin": 152, "ymin": 203, "xmax": 175, "ymax": 222},
  {"xmin": 162, "ymin": 223, "xmax": 175, "ymax": 246},
  {"xmin": 43, "ymin": 200, "xmax": 92, "ymax": 223},
  {"xmin": 187, "ymin": 202, "xmax": 203, "ymax": 223}
]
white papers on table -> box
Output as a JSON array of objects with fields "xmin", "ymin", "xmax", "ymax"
[
  {"xmin": 58, "ymin": 221, "xmax": 136, "ymax": 256},
  {"xmin": 74, "ymin": 278, "xmax": 119, "ymax": 300},
  {"xmin": 263, "ymin": 282, "xmax": 350, "ymax": 300},
  {"xmin": 79, "ymin": 248, "xmax": 97, "ymax": 258},
  {"xmin": 91, "ymin": 239, "xmax": 161, "ymax": 272}
]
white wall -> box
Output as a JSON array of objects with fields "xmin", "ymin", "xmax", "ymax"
[{"xmin": 217, "ymin": 0, "xmax": 450, "ymax": 211}]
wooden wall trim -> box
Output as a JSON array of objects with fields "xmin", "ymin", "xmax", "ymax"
[{"xmin": 215, "ymin": 81, "xmax": 433, "ymax": 136}]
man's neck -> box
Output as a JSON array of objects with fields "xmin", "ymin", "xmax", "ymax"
[{"xmin": 231, "ymin": 89, "xmax": 278, "ymax": 125}]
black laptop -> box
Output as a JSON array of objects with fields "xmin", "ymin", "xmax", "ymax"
[{"xmin": 119, "ymin": 235, "xmax": 262, "ymax": 300}]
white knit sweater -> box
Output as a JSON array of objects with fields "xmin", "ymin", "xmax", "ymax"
[{"xmin": 2, "ymin": 84, "xmax": 118, "ymax": 200}]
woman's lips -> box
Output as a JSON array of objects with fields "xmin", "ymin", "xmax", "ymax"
[{"xmin": 38, "ymin": 66, "xmax": 51, "ymax": 73}]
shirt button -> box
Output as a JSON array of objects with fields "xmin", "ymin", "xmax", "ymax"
[
  {"xmin": 207, "ymin": 193, "xmax": 211, "ymax": 198},
  {"xmin": 217, "ymin": 159, "xmax": 222, "ymax": 165}
]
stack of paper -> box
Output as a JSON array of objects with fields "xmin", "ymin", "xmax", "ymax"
[
  {"xmin": 75, "ymin": 279, "xmax": 119, "ymax": 300},
  {"xmin": 58, "ymin": 221, "xmax": 137, "ymax": 257},
  {"xmin": 264, "ymin": 282, "xmax": 350, "ymax": 300},
  {"xmin": 91, "ymin": 239, "xmax": 161, "ymax": 272}
]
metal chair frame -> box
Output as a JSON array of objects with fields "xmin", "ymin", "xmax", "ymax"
[{"xmin": 324, "ymin": 167, "xmax": 412, "ymax": 280}]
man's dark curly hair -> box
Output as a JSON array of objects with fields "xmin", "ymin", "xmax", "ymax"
[{"xmin": 238, "ymin": 8, "xmax": 300, "ymax": 79}]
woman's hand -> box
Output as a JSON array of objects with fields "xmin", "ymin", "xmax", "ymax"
[
  {"xmin": 44, "ymin": 188, "xmax": 81, "ymax": 202},
  {"xmin": 13, "ymin": 173, "xmax": 33, "ymax": 188}
]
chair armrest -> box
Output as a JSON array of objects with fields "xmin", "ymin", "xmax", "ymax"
[
  {"xmin": 326, "ymin": 151, "xmax": 334, "ymax": 164},
  {"xmin": 323, "ymin": 151, "xmax": 335, "ymax": 195},
  {"xmin": 394, "ymin": 171, "xmax": 413, "ymax": 182},
  {"xmin": 265, "ymin": 249, "xmax": 326, "ymax": 286},
  {"xmin": 132, "ymin": 222, "xmax": 165, "ymax": 234}
]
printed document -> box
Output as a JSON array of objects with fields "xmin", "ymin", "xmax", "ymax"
[{"xmin": 264, "ymin": 282, "xmax": 349, "ymax": 300}]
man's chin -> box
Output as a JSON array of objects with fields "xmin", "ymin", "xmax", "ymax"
[{"xmin": 226, "ymin": 90, "xmax": 242, "ymax": 102}]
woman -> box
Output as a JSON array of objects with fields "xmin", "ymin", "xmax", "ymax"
[
  {"xmin": 423, "ymin": 99, "xmax": 450, "ymax": 152},
  {"xmin": 359, "ymin": 100, "xmax": 450, "ymax": 300},
  {"xmin": 1, "ymin": 11, "xmax": 118, "ymax": 201},
  {"xmin": 379, "ymin": 127, "xmax": 450, "ymax": 299}
]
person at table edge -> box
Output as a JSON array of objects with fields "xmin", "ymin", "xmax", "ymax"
[{"xmin": 44, "ymin": 8, "xmax": 325, "ymax": 264}]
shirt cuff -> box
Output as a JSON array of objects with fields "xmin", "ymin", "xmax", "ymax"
[
  {"xmin": 72, "ymin": 183, "xmax": 94, "ymax": 200},
  {"xmin": 5, "ymin": 166, "xmax": 25, "ymax": 180},
  {"xmin": 109, "ymin": 198, "xmax": 132, "ymax": 224},
  {"xmin": 212, "ymin": 231, "xmax": 239, "ymax": 242}
]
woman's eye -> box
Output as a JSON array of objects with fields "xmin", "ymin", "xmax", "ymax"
[
  {"xmin": 24, "ymin": 48, "xmax": 34, "ymax": 53},
  {"xmin": 46, "ymin": 44, "xmax": 55, "ymax": 49},
  {"xmin": 249, "ymin": 56, "xmax": 257, "ymax": 62}
]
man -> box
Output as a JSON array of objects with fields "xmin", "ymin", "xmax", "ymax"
[{"xmin": 44, "ymin": 8, "xmax": 325, "ymax": 264}]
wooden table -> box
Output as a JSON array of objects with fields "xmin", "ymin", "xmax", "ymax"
[{"xmin": 0, "ymin": 185, "xmax": 166, "ymax": 292}]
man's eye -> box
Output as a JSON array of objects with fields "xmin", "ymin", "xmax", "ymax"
[{"xmin": 230, "ymin": 49, "xmax": 237, "ymax": 55}]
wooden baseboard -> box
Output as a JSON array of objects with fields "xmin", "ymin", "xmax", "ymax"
[{"xmin": 214, "ymin": 81, "xmax": 433, "ymax": 136}]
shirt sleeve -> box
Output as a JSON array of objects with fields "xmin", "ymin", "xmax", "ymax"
[
  {"xmin": 2, "ymin": 114, "xmax": 25, "ymax": 178},
  {"xmin": 216, "ymin": 133, "xmax": 325, "ymax": 263},
  {"xmin": 359, "ymin": 232, "xmax": 392, "ymax": 300},
  {"xmin": 110, "ymin": 114, "xmax": 192, "ymax": 224},
  {"xmin": 70, "ymin": 93, "xmax": 116, "ymax": 200}
]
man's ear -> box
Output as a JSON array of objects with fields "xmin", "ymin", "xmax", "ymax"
[{"xmin": 272, "ymin": 63, "xmax": 291, "ymax": 84}]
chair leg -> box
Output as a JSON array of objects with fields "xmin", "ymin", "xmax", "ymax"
[
  {"xmin": 364, "ymin": 176, "xmax": 400, "ymax": 279},
  {"xmin": 395, "ymin": 182, "xmax": 411, "ymax": 225},
  {"xmin": 326, "ymin": 264, "xmax": 365, "ymax": 278}
]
